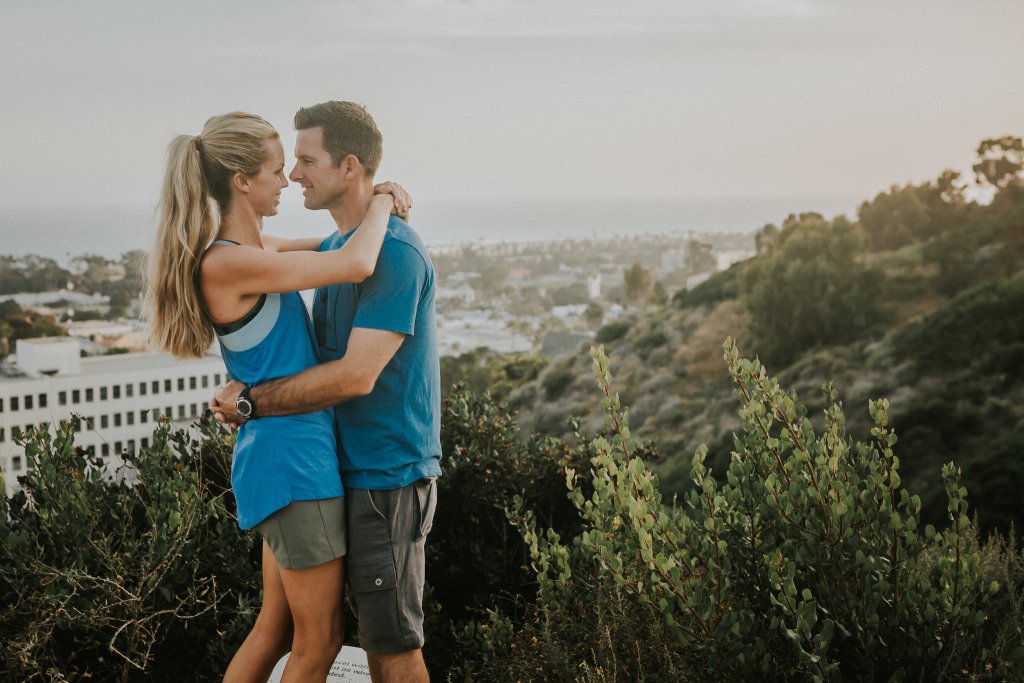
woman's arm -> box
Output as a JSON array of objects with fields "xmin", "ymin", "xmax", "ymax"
[
  {"xmin": 258, "ymin": 181, "xmax": 412, "ymax": 254},
  {"xmin": 262, "ymin": 234, "xmax": 326, "ymax": 253},
  {"xmin": 202, "ymin": 193, "xmax": 396, "ymax": 295}
]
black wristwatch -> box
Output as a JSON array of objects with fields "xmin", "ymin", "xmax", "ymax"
[{"xmin": 236, "ymin": 385, "xmax": 257, "ymax": 421}]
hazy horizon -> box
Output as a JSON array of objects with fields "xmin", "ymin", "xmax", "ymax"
[{"xmin": 1, "ymin": 0, "xmax": 1022, "ymax": 229}]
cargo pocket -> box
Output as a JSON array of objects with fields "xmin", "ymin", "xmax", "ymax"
[
  {"xmin": 414, "ymin": 477, "xmax": 437, "ymax": 540},
  {"xmin": 350, "ymin": 558, "xmax": 398, "ymax": 593},
  {"xmin": 349, "ymin": 557, "xmax": 401, "ymax": 648}
]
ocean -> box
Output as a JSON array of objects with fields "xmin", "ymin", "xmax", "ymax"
[{"xmin": 1, "ymin": 195, "xmax": 860, "ymax": 264}]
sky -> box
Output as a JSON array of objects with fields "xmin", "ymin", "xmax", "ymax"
[{"xmin": 1, "ymin": 0, "xmax": 1022, "ymax": 210}]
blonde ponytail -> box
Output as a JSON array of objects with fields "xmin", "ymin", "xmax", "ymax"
[{"xmin": 144, "ymin": 113, "xmax": 278, "ymax": 358}]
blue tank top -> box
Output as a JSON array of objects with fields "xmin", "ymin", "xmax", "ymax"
[{"xmin": 209, "ymin": 240, "xmax": 342, "ymax": 530}]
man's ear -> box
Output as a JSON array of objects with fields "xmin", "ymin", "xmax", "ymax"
[
  {"xmin": 232, "ymin": 171, "xmax": 252, "ymax": 194},
  {"xmin": 341, "ymin": 154, "xmax": 363, "ymax": 180}
]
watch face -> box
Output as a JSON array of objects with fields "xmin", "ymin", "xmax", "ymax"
[{"xmin": 237, "ymin": 398, "xmax": 253, "ymax": 418}]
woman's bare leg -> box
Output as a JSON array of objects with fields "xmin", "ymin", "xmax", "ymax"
[
  {"xmin": 279, "ymin": 557, "xmax": 345, "ymax": 683},
  {"xmin": 223, "ymin": 542, "xmax": 294, "ymax": 682}
]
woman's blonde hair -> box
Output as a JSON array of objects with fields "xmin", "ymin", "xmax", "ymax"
[{"xmin": 144, "ymin": 112, "xmax": 278, "ymax": 358}]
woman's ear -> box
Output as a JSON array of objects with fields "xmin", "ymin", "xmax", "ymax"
[{"xmin": 232, "ymin": 171, "xmax": 252, "ymax": 194}]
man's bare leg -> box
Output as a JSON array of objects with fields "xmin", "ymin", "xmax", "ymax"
[
  {"xmin": 223, "ymin": 543, "xmax": 293, "ymax": 683},
  {"xmin": 367, "ymin": 649, "xmax": 428, "ymax": 683}
]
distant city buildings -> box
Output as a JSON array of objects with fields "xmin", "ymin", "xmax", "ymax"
[{"xmin": 1, "ymin": 338, "xmax": 224, "ymax": 496}]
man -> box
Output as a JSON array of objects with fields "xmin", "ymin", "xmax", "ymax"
[{"xmin": 212, "ymin": 101, "xmax": 441, "ymax": 683}]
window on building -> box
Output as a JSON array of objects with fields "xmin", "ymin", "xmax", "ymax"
[
  {"xmin": 141, "ymin": 437, "xmax": 149, "ymax": 449},
  {"xmin": 11, "ymin": 397, "xmax": 19, "ymax": 412},
  {"xmin": 0, "ymin": 428, "xmax": 4, "ymax": 442},
  {"xmin": 102, "ymin": 444, "xmax": 110, "ymax": 456},
  {"xmin": 115, "ymin": 441, "xmax": 122, "ymax": 453},
  {"xmin": 189, "ymin": 403, "xmax": 197, "ymax": 418},
  {"xmin": 12, "ymin": 455, "xmax": 21, "ymax": 471},
  {"xmin": 72, "ymin": 389, "xmax": 81, "ymax": 404},
  {"xmin": 39, "ymin": 393, "xmax": 47, "ymax": 408},
  {"xmin": 214, "ymin": 373, "xmax": 222, "ymax": 385},
  {"xmin": 100, "ymin": 387, "xmax": 108, "ymax": 401},
  {"xmin": 127, "ymin": 439, "xmax": 135, "ymax": 453},
  {"xmin": 101, "ymin": 415, "xmax": 109, "ymax": 429},
  {"xmin": 164, "ymin": 379, "xmax": 172, "ymax": 393},
  {"xmin": 139, "ymin": 382, "xmax": 147, "ymax": 396},
  {"xmin": 189, "ymin": 376, "xmax": 196, "ymax": 390},
  {"xmin": 126, "ymin": 412, "xmax": 134, "ymax": 426},
  {"xmin": 85, "ymin": 388, "xmax": 94, "ymax": 402},
  {"xmin": 85, "ymin": 445, "xmax": 96, "ymax": 456},
  {"xmin": 177, "ymin": 378, "xmax": 185, "ymax": 392},
  {"xmin": 74, "ymin": 419, "xmax": 82, "ymax": 433},
  {"xmin": 59, "ymin": 391, "xmax": 67, "ymax": 405},
  {"xmin": 153, "ymin": 380, "xmax": 160, "ymax": 394},
  {"xmin": 165, "ymin": 405, "xmax": 172, "ymax": 417},
  {"xmin": 125, "ymin": 384, "xmax": 133, "ymax": 398},
  {"xmin": 202, "ymin": 375, "xmax": 209, "ymax": 388},
  {"xmin": 25, "ymin": 395, "xmax": 33, "ymax": 410},
  {"xmin": 0, "ymin": 397, "xmax": 4, "ymax": 412},
  {"xmin": 12, "ymin": 426, "xmax": 21, "ymax": 438},
  {"xmin": 114, "ymin": 413, "xmax": 122, "ymax": 427},
  {"xmin": 113, "ymin": 385, "xmax": 121, "ymax": 399},
  {"xmin": 141, "ymin": 410, "xmax": 149, "ymax": 424}
]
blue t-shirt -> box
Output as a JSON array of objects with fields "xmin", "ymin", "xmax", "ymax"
[{"xmin": 314, "ymin": 215, "xmax": 442, "ymax": 489}]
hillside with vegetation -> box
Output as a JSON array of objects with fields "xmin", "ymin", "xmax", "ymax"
[
  {"xmin": 1, "ymin": 138, "xmax": 1022, "ymax": 681},
  {"xmin": 509, "ymin": 137, "xmax": 1024, "ymax": 537}
]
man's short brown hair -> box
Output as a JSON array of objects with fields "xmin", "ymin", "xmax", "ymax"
[{"xmin": 294, "ymin": 101, "xmax": 383, "ymax": 176}]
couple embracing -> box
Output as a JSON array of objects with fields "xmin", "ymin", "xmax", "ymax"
[{"xmin": 146, "ymin": 101, "xmax": 440, "ymax": 682}]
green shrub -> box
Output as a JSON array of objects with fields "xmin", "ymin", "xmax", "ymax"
[
  {"xmin": 739, "ymin": 216, "xmax": 886, "ymax": 366},
  {"xmin": 455, "ymin": 341, "xmax": 1020, "ymax": 681},
  {"xmin": 596, "ymin": 321, "xmax": 630, "ymax": 344},
  {"xmin": 0, "ymin": 415, "xmax": 259, "ymax": 682},
  {"xmin": 672, "ymin": 264, "xmax": 741, "ymax": 310},
  {"xmin": 542, "ymin": 365, "xmax": 577, "ymax": 400},
  {"xmin": 425, "ymin": 387, "xmax": 588, "ymax": 676},
  {"xmin": 633, "ymin": 327, "xmax": 668, "ymax": 360}
]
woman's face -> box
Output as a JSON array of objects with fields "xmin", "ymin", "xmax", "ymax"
[{"xmin": 247, "ymin": 138, "xmax": 288, "ymax": 217}]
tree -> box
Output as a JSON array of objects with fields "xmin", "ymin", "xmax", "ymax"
[
  {"xmin": 973, "ymin": 135, "xmax": 1024, "ymax": 190},
  {"xmin": 683, "ymin": 238, "xmax": 715, "ymax": 274},
  {"xmin": 740, "ymin": 215, "xmax": 884, "ymax": 366},
  {"xmin": 649, "ymin": 280, "xmax": 668, "ymax": 306},
  {"xmin": 623, "ymin": 262, "xmax": 653, "ymax": 302}
]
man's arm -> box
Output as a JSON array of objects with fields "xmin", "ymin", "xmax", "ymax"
[{"xmin": 212, "ymin": 327, "xmax": 404, "ymax": 424}]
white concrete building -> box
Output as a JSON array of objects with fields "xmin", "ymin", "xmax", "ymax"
[{"xmin": 1, "ymin": 338, "xmax": 226, "ymax": 495}]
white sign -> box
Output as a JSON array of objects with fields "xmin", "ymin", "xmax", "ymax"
[{"xmin": 267, "ymin": 645, "xmax": 370, "ymax": 682}]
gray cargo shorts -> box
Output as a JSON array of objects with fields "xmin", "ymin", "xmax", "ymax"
[{"xmin": 345, "ymin": 477, "xmax": 437, "ymax": 654}]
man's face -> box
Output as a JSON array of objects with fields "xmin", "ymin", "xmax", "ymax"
[{"xmin": 290, "ymin": 127, "xmax": 346, "ymax": 210}]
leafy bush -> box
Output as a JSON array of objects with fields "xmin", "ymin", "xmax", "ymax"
[
  {"xmin": 893, "ymin": 276, "xmax": 1024, "ymax": 372},
  {"xmin": 673, "ymin": 264, "xmax": 742, "ymax": 310},
  {"xmin": 454, "ymin": 342, "xmax": 1021, "ymax": 681},
  {"xmin": 633, "ymin": 327, "xmax": 668, "ymax": 360},
  {"xmin": 425, "ymin": 387, "xmax": 588, "ymax": 676},
  {"xmin": 595, "ymin": 320, "xmax": 630, "ymax": 344},
  {"xmin": 0, "ymin": 415, "xmax": 260, "ymax": 682},
  {"xmin": 542, "ymin": 364, "xmax": 577, "ymax": 400}
]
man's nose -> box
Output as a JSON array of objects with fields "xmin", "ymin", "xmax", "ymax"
[{"xmin": 288, "ymin": 165, "xmax": 301, "ymax": 182}]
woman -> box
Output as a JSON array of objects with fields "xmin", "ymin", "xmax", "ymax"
[{"xmin": 145, "ymin": 112, "xmax": 407, "ymax": 682}]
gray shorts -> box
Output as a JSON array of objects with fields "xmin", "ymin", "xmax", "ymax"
[
  {"xmin": 346, "ymin": 478, "xmax": 437, "ymax": 654},
  {"xmin": 255, "ymin": 497, "xmax": 347, "ymax": 570}
]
